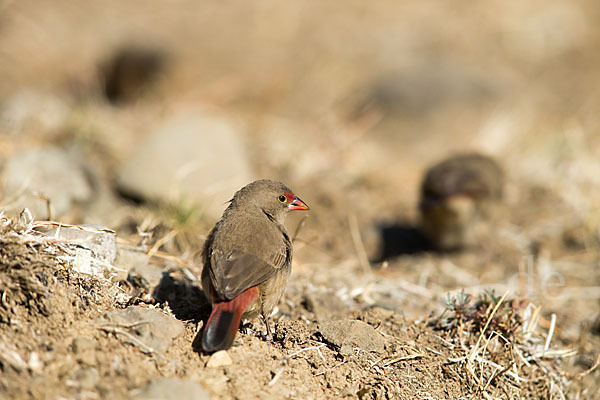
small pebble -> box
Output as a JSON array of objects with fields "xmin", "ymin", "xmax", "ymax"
[{"xmin": 205, "ymin": 350, "xmax": 232, "ymax": 368}]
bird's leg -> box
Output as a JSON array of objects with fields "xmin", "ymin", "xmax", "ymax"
[{"xmin": 262, "ymin": 314, "xmax": 273, "ymax": 343}]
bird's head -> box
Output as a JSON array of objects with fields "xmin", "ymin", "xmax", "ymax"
[{"xmin": 230, "ymin": 179, "xmax": 309, "ymax": 224}]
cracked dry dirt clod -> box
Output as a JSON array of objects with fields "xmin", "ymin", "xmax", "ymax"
[
  {"xmin": 318, "ymin": 320, "xmax": 386, "ymax": 354},
  {"xmin": 100, "ymin": 306, "xmax": 184, "ymax": 355}
]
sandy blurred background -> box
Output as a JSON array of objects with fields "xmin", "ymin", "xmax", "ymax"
[
  {"xmin": 1, "ymin": 0, "xmax": 599, "ymax": 330},
  {"xmin": 1, "ymin": 1, "xmax": 600, "ymax": 398}
]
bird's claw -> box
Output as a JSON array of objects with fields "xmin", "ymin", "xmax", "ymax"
[{"xmin": 263, "ymin": 315, "xmax": 273, "ymax": 344}]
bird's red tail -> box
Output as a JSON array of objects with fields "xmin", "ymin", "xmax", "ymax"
[{"xmin": 201, "ymin": 286, "xmax": 259, "ymax": 353}]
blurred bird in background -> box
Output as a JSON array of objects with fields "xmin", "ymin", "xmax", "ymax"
[{"xmin": 419, "ymin": 153, "xmax": 504, "ymax": 251}]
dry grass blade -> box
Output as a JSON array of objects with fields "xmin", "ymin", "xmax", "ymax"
[
  {"xmin": 268, "ymin": 344, "xmax": 326, "ymax": 387},
  {"xmin": 528, "ymin": 348, "xmax": 578, "ymax": 360},
  {"xmin": 382, "ymin": 352, "xmax": 425, "ymax": 367},
  {"xmin": 98, "ymin": 320, "xmax": 152, "ymax": 330},
  {"xmin": 543, "ymin": 313, "xmax": 556, "ymax": 355},
  {"xmin": 468, "ymin": 290, "xmax": 509, "ymax": 365},
  {"xmin": 147, "ymin": 229, "xmax": 178, "ymax": 258},
  {"xmin": 97, "ymin": 324, "xmax": 165, "ymax": 359},
  {"xmin": 483, "ymin": 361, "xmax": 514, "ymax": 392},
  {"xmin": 291, "ymin": 214, "xmax": 309, "ymax": 242},
  {"xmin": 148, "ymin": 249, "xmax": 191, "ymax": 267},
  {"xmin": 348, "ymin": 214, "xmax": 371, "ymax": 274},
  {"xmin": 32, "ymin": 220, "xmax": 115, "ymax": 234},
  {"xmin": 447, "ymin": 355, "xmax": 526, "ymax": 384},
  {"xmin": 313, "ymin": 360, "xmax": 347, "ymax": 377}
]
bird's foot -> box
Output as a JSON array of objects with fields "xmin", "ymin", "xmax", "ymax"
[
  {"xmin": 265, "ymin": 330, "xmax": 273, "ymax": 344},
  {"xmin": 262, "ymin": 315, "xmax": 273, "ymax": 344}
]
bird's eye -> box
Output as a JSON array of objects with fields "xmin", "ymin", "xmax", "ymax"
[{"xmin": 278, "ymin": 195, "xmax": 287, "ymax": 203}]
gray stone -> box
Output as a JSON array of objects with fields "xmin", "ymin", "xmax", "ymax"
[
  {"xmin": 302, "ymin": 291, "xmax": 349, "ymax": 321},
  {"xmin": 358, "ymin": 65, "xmax": 496, "ymax": 116},
  {"xmin": 318, "ymin": 320, "xmax": 386, "ymax": 353},
  {"xmin": 100, "ymin": 306, "xmax": 184, "ymax": 354},
  {"xmin": 1, "ymin": 146, "xmax": 92, "ymax": 218},
  {"xmin": 46, "ymin": 224, "xmax": 117, "ymax": 264},
  {"xmin": 1, "ymin": 90, "xmax": 69, "ymax": 134},
  {"xmin": 128, "ymin": 263, "xmax": 164, "ymax": 291},
  {"xmin": 114, "ymin": 246, "xmax": 150, "ymax": 270},
  {"xmin": 41, "ymin": 224, "xmax": 118, "ymax": 277},
  {"xmin": 130, "ymin": 378, "xmax": 211, "ymax": 400},
  {"xmin": 116, "ymin": 112, "xmax": 253, "ymax": 220},
  {"xmin": 115, "ymin": 246, "xmax": 163, "ymax": 290}
]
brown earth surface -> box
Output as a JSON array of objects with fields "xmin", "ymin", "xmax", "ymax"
[
  {"xmin": 0, "ymin": 200, "xmax": 598, "ymax": 399},
  {"xmin": 1, "ymin": 1, "xmax": 600, "ymax": 399}
]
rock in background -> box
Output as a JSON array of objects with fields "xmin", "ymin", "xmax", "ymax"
[
  {"xmin": 1, "ymin": 146, "xmax": 92, "ymax": 219},
  {"xmin": 116, "ymin": 112, "xmax": 253, "ymax": 221}
]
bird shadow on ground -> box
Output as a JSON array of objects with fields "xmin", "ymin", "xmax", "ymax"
[
  {"xmin": 372, "ymin": 222, "xmax": 433, "ymax": 262},
  {"xmin": 152, "ymin": 273, "xmax": 211, "ymax": 355}
]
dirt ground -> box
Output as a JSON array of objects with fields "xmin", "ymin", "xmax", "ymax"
[
  {"xmin": 1, "ymin": 1, "xmax": 600, "ymax": 399},
  {"xmin": 0, "ymin": 187, "xmax": 598, "ymax": 399},
  {"xmin": 0, "ymin": 214, "xmax": 598, "ymax": 399}
]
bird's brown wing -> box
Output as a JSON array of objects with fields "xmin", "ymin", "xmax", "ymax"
[{"xmin": 209, "ymin": 246, "xmax": 290, "ymax": 301}]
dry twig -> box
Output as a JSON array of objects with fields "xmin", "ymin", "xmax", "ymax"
[
  {"xmin": 268, "ymin": 343, "xmax": 326, "ymax": 387},
  {"xmin": 348, "ymin": 214, "xmax": 371, "ymax": 274},
  {"xmin": 97, "ymin": 323, "xmax": 165, "ymax": 358}
]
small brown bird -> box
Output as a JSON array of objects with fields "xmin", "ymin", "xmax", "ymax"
[
  {"xmin": 200, "ymin": 180, "xmax": 309, "ymax": 353},
  {"xmin": 419, "ymin": 153, "xmax": 503, "ymax": 251}
]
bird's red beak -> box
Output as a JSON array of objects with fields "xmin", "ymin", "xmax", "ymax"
[{"xmin": 288, "ymin": 196, "xmax": 309, "ymax": 211}]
